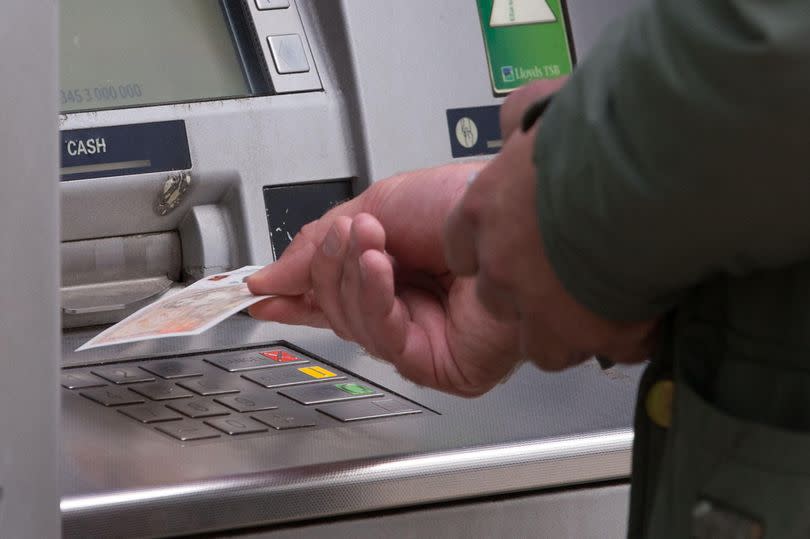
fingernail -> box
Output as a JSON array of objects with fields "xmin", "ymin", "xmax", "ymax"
[
  {"xmin": 248, "ymin": 265, "xmax": 271, "ymax": 282},
  {"xmin": 323, "ymin": 226, "xmax": 341, "ymax": 257}
]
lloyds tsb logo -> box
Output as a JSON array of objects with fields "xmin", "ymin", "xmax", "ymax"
[
  {"xmin": 502, "ymin": 65, "xmax": 547, "ymax": 82},
  {"xmin": 501, "ymin": 66, "xmax": 516, "ymax": 82}
]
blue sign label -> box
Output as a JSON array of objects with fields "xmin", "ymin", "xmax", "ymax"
[
  {"xmin": 446, "ymin": 106, "xmax": 502, "ymax": 158},
  {"xmin": 60, "ymin": 121, "xmax": 191, "ymax": 181}
]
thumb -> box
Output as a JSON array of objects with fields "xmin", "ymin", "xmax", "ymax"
[
  {"xmin": 246, "ymin": 240, "xmax": 316, "ymax": 296},
  {"xmin": 500, "ymin": 77, "xmax": 568, "ymax": 140}
]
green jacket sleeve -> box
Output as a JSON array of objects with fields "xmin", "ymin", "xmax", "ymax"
[{"xmin": 535, "ymin": 0, "xmax": 810, "ymax": 321}]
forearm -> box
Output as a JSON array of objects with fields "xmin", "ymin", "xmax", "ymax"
[{"xmin": 535, "ymin": 0, "xmax": 810, "ymax": 321}]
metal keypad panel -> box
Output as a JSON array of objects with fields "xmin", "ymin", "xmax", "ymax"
[{"xmin": 62, "ymin": 345, "xmax": 427, "ymax": 443}]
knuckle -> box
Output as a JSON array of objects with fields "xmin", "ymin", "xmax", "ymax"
[
  {"xmin": 478, "ymin": 254, "xmax": 511, "ymax": 288},
  {"xmin": 297, "ymin": 221, "xmax": 319, "ymax": 242},
  {"xmin": 458, "ymin": 194, "xmax": 482, "ymax": 224}
]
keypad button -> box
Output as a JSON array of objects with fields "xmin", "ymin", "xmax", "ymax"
[
  {"xmin": 256, "ymin": 0, "xmax": 290, "ymax": 9},
  {"xmin": 129, "ymin": 382, "xmax": 194, "ymax": 401},
  {"xmin": 205, "ymin": 351, "xmax": 308, "ymax": 372},
  {"xmin": 119, "ymin": 404, "xmax": 183, "ymax": 423},
  {"xmin": 80, "ymin": 387, "xmax": 146, "ymax": 407},
  {"xmin": 177, "ymin": 377, "xmax": 240, "ymax": 396},
  {"xmin": 167, "ymin": 400, "xmax": 232, "ymax": 419},
  {"xmin": 317, "ymin": 399, "xmax": 423, "ymax": 422},
  {"xmin": 155, "ymin": 422, "xmax": 221, "ymax": 441},
  {"xmin": 140, "ymin": 360, "xmax": 204, "ymax": 380},
  {"xmin": 243, "ymin": 365, "xmax": 344, "ymax": 388},
  {"xmin": 252, "ymin": 409, "xmax": 318, "ymax": 430},
  {"xmin": 61, "ymin": 371, "xmax": 105, "ymax": 389},
  {"xmin": 91, "ymin": 366, "xmax": 155, "ymax": 385},
  {"xmin": 205, "ymin": 417, "xmax": 269, "ymax": 436},
  {"xmin": 267, "ymin": 34, "xmax": 310, "ymax": 74},
  {"xmin": 259, "ymin": 350, "xmax": 307, "ymax": 364},
  {"xmin": 279, "ymin": 382, "xmax": 383, "ymax": 405},
  {"xmin": 215, "ymin": 392, "xmax": 280, "ymax": 412}
]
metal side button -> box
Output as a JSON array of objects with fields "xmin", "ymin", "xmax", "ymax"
[
  {"xmin": 155, "ymin": 422, "xmax": 221, "ymax": 441},
  {"xmin": 61, "ymin": 371, "xmax": 106, "ymax": 389},
  {"xmin": 205, "ymin": 417, "xmax": 269, "ymax": 436},
  {"xmin": 267, "ymin": 34, "xmax": 310, "ymax": 74},
  {"xmin": 317, "ymin": 398, "xmax": 423, "ymax": 422},
  {"xmin": 256, "ymin": 0, "xmax": 290, "ymax": 9},
  {"xmin": 119, "ymin": 404, "xmax": 183, "ymax": 424},
  {"xmin": 80, "ymin": 387, "xmax": 146, "ymax": 407},
  {"xmin": 91, "ymin": 366, "xmax": 155, "ymax": 385}
]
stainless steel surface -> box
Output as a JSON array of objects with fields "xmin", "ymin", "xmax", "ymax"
[
  {"xmin": 2, "ymin": 1, "xmax": 61, "ymax": 537},
  {"xmin": 62, "ymin": 316, "xmax": 642, "ymax": 538},
  {"xmin": 228, "ymin": 484, "xmax": 631, "ymax": 539}
]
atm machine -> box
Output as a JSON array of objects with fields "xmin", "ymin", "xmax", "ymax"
[{"xmin": 54, "ymin": 0, "xmax": 644, "ymax": 537}]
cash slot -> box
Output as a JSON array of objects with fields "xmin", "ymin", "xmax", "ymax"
[
  {"xmin": 61, "ymin": 232, "xmax": 182, "ymax": 329},
  {"xmin": 61, "ymin": 201, "xmax": 241, "ymax": 329}
]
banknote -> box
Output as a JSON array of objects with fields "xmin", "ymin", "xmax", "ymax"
[{"xmin": 76, "ymin": 266, "xmax": 271, "ymax": 351}]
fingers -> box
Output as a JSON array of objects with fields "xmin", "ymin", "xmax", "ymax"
[
  {"xmin": 355, "ymin": 248, "xmax": 413, "ymax": 360},
  {"xmin": 443, "ymin": 190, "xmax": 480, "ymax": 276},
  {"xmin": 247, "ymin": 240, "xmax": 317, "ymax": 296},
  {"xmin": 247, "ymin": 188, "xmax": 373, "ymax": 296},
  {"xmin": 499, "ymin": 77, "xmax": 568, "ymax": 140},
  {"xmin": 310, "ymin": 216, "xmax": 354, "ymax": 339},
  {"xmin": 340, "ymin": 214, "xmax": 388, "ymax": 349},
  {"xmin": 474, "ymin": 270, "xmax": 519, "ymax": 321},
  {"xmin": 247, "ymin": 293, "xmax": 328, "ymax": 328}
]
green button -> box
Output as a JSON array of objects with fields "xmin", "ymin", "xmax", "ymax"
[{"xmin": 335, "ymin": 383, "xmax": 375, "ymax": 396}]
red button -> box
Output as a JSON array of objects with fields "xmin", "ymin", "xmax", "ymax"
[{"xmin": 260, "ymin": 350, "xmax": 301, "ymax": 362}]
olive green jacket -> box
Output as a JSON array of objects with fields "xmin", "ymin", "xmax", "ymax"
[{"xmin": 534, "ymin": 1, "xmax": 810, "ymax": 537}]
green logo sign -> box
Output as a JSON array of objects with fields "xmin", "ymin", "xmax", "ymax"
[{"xmin": 476, "ymin": 0, "xmax": 573, "ymax": 94}]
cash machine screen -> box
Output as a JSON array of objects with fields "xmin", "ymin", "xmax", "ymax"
[{"xmin": 60, "ymin": 0, "xmax": 254, "ymax": 112}]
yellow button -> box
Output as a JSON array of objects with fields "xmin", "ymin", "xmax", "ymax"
[
  {"xmin": 645, "ymin": 380, "xmax": 674, "ymax": 428},
  {"xmin": 298, "ymin": 366, "xmax": 336, "ymax": 379}
]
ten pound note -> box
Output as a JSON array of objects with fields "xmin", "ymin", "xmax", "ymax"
[{"xmin": 76, "ymin": 266, "xmax": 271, "ymax": 352}]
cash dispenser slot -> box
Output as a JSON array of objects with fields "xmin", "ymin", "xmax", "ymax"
[
  {"xmin": 61, "ymin": 232, "xmax": 182, "ymax": 329},
  {"xmin": 61, "ymin": 199, "xmax": 242, "ymax": 330}
]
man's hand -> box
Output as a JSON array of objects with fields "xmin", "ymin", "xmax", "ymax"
[
  {"xmin": 444, "ymin": 82, "xmax": 658, "ymax": 370},
  {"xmin": 247, "ymin": 164, "xmax": 520, "ymax": 397}
]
